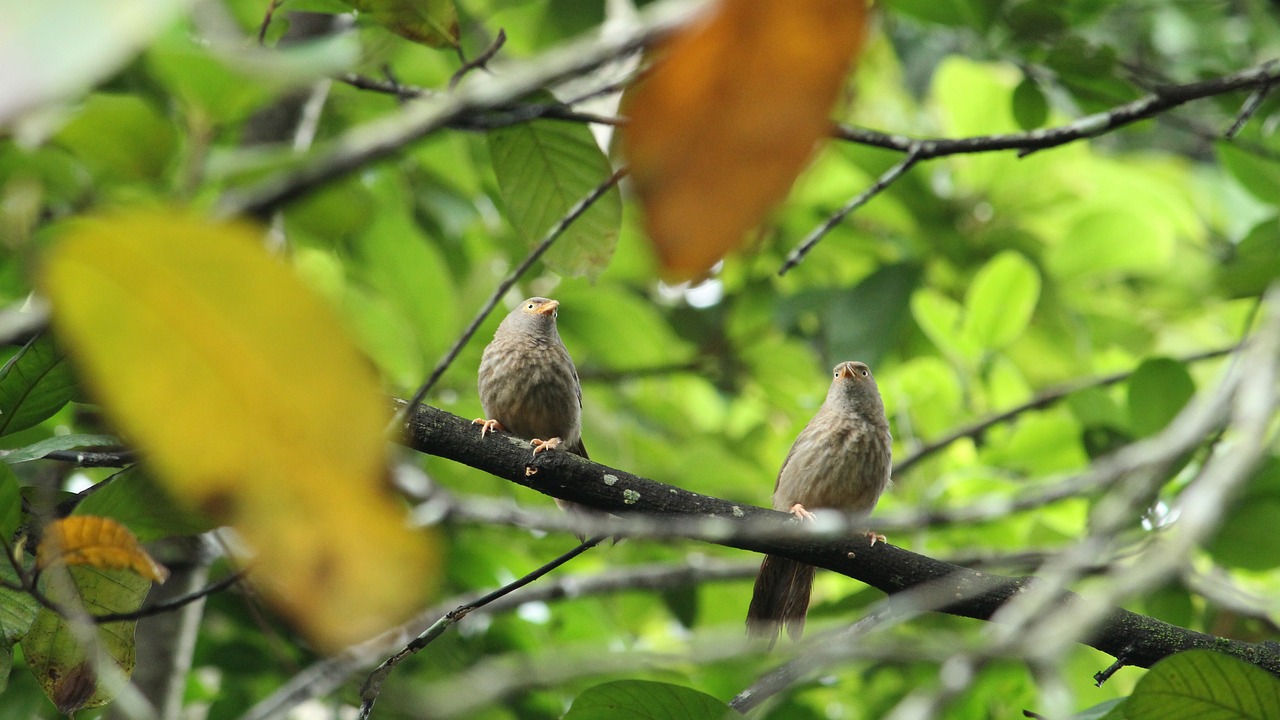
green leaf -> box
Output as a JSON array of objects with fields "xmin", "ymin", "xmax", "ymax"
[
  {"xmin": 75, "ymin": 470, "xmax": 214, "ymax": 542},
  {"xmin": 824, "ymin": 262, "xmax": 923, "ymax": 368},
  {"xmin": 1048, "ymin": 210, "xmax": 1173, "ymax": 279},
  {"xmin": 0, "ymin": 335, "xmax": 77, "ymax": 437},
  {"xmin": 961, "ymin": 251, "xmax": 1041, "ymax": 351},
  {"xmin": 1072, "ymin": 697, "xmax": 1128, "ymax": 720},
  {"xmin": 1209, "ymin": 457, "xmax": 1280, "ymax": 570},
  {"xmin": 1127, "ymin": 359, "xmax": 1195, "ymax": 438},
  {"xmin": 1218, "ymin": 142, "xmax": 1280, "ymax": 207},
  {"xmin": 346, "ymin": 0, "xmax": 458, "ymax": 48},
  {"xmin": 0, "ymin": 560, "xmax": 39, "ymax": 695},
  {"xmin": 0, "ymin": 464, "xmax": 20, "ymax": 541},
  {"xmin": 565, "ymin": 680, "xmax": 733, "ymax": 720},
  {"xmin": 660, "ymin": 585, "xmax": 698, "ymax": 629},
  {"xmin": 21, "ymin": 566, "xmax": 151, "ymax": 713},
  {"xmin": 1012, "ymin": 76, "xmax": 1049, "ymax": 129},
  {"xmin": 1127, "ymin": 649, "xmax": 1280, "ymax": 720},
  {"xmin": 1217, "ymin": 218, "xmax": 1280, "ymax": 299},
  {"xmin": 0, "ymin": 434, "xmax": 123, "ymax": 465},
  {"xmin": 911, "ymin": 288, "xmax": 972, "ymax": 361},
  {"xmin": 54, "ymin": 94, "xmax": 177, "ymax": 183},
  {"xmin": 488, "ymin": 106, "xmax": 622, "ymax": 280}
]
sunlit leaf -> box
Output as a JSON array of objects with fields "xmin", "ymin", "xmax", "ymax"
[
  {"xmin": 621, "ymin": 0, "xmax": 868, "ymax": 280},
  {"xmin": 565, "ymin": 679, "xmax": 733, "ymax": 720},
  {"xmin": 36, "ymin": 516, "xmax": 168, "ymax": 583},
  {"xmin": 41, "ymin": 209, "xmax": 439, "ymax": 652},
  {"xmin": 0, "ymin": 335, "xmax": 77, "ymax": 437},
  {"xmin": 962, "ymin": 251, "xmax": 1041, "ymax": 351},
  {"xmin": 22, "ymin": 565, "xmax": 149, "ymax": 713},
  {"xmin": 346, "ymin": 0, "xmax": 459, "ymax": 48},
  {"xmin": 489, "ymin": 106, "xmax": 621, "ymax": 280},
  {"xmin": 0, "ymin": 0, "xmax": 188, "ymax": 126},
  {"xmin": 1127, "ymin": 649, "xmax": 1280, "ymax": 720}
]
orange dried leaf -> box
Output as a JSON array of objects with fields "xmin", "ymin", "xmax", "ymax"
[
  {"xmin": 621, "ymin": 0, "xmax": 868, "ymax": 280},
  {"xmin": 36, "ymin": 516, "xmax": 168, "ymax": 584}
]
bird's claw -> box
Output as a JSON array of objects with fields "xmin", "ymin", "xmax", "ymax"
[
  {"xmin": 788, "ymin": 503, "xmax": 817, "ymax": 522},
  {"xmin": 865, "ymin": 530, "xmax": 887, "ymax": 546},
  {"xmin": 472, "ymin": 418, "xmax": 506, "ymax": 438},
  {"xmin": 530, "ymin": 437, "xmax": 563, "ymax": 456},
  {"xmin": 525, "ymin": 466, "xmax": 538, "ymax": 476}
]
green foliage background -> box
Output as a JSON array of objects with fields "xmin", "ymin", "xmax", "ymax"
[{"xmin": 2, "ymin": 0, "xmax": 1279, "ymax": 718}]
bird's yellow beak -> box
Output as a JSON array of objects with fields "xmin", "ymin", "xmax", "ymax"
[
  {"xmin": 535, "ymin": 300, "xmax": 560, "ymax": 316},
  {"xmin": 835, "ymin": 362, "xmax": 855, "ymax": 379}
]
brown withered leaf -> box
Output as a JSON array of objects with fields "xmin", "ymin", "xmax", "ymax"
[{"xmin": 621, "ymin": 0, "xmax": 868, "ymax": 280}]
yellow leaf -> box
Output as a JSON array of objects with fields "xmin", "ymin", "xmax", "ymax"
[
  {"xmin": 36, "ymin": 516, "xmax": 168, "ymax": 583},
  {"xmin": 349, "ymin": 0, "xmax": 459, "ymax": 48},
  {"xmin": 620, "ymin": 0, "xmax": 868, "ymax": 280},
  {"xmin": 42, "ymin": 210, "xmax": 439, "ymax": 652}
]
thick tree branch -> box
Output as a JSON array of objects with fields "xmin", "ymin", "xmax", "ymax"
[{"xmin": 397, "ymin": 399, "xmax": 1280, "ymax": 677}]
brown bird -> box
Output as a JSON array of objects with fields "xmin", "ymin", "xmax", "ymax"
[
  {"xmin": 746, "ymin": 361, "xmax": 892, "ymax": 645},
  {"xmin": 475, "ymin": 297, "xmax": 591, "ymax": 530}
]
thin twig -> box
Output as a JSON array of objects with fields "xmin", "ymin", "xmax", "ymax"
[
  {"xmin": 892, "ymin": 344, "xmax": 1239, "ymax": 476},
  {"xmin": 1225, "ymin": 82, "xmax": 1272, "ymax": 139},
  {"xmin": 92, "ymin": 571, "xmax": 245, "ymax": 623},
  {"xmin": 216, "ymin": 0, "xmax": 702, "ymax": 218},
  {"xmin": 392, "ymin": 167, "xmax": 627, "ymax": 431},
  {"xmin": 356, "ymin": 536, "xmax": 603, "ymax": 720},
  {"xmin": 257, "ymin": 0, "xmax": 285, "ymax": 46},
  {"xmin": 450, "ymin": 29, "xmax": 507, "ymax": 89},
  {"xmin": 778, "ymin": 145, "xmax": 923, "ymax": 275}
]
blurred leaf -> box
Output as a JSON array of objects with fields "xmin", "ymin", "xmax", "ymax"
[
  {"xmin": 1012, "ymin": 76, "xmax": 1049, "ymax": 129},
  {"xmin": 54, "ymin": 94, "xmax": 177, "ymax": 183},
  {"xmin": 0, "ymin": 434, "xmax": 122, "ymax": 465},
  {"xmin": 911, "ymin": 288, "xmax": 974, "ymax": 361},
  {"xmin": 1217, "ymin": 218, "xmax": 1280, "ymax": 299},
  {"xmin": 0, "ymin": 335, "xmax": 77, "ymax": 437},
  {"xmin": 1048, "ymin": 210, "xmax": 1173, "ymax": 279},
  {"xmin": 346, "ymin": 0, "xmax": 458, "ymax": 48},
  {"xmin": 1209, "ymin": 457, "xmax": 1280, "ymax": 570},
  {"xmin": 0, "ymin": 0, "xmax": 187, "ymax": 125},
  {"xmin": 41, "ymin": 209, "xmax": 439, "ymax": 652},
  {"xmin": 660, "ymin": 585, "xmax": 698, "ymax": 629},
  {"xmin": 488, "ymin": 109, "xmax": 621, "ymax": 280},
  {"xmin": 621, "ymin": 0, "xmax": 867, "ymax": 280},
  {"xmin": 1005, "ymin": 0, "xmax": 1069, "ymax": 42},
  {"xmin": 883, "ymin": 0, "xmax": 971, "ymax": 26},
  {"xmin": 824, "ymin": 262, "xmax": 923, "ymax": 368},
  {"xmin": 1127, "ymin": 649, "xmax": 1280, "ymax": 720},
  {"xmin": 75, "ymin": 471, "xmax": 214, "ymax": 542},
  {"xmin": 1127, "ymin": 358, "xmax": 1195, "ymax": 438},
  {"xmin": 36, "ymin": 516, "xmax": 168, "ymax": 583},
  {"xmin": 961, "ymin": 251, "xmax": 1040, "ymax": 351},
  {"xmin": 1218, "ymin": 142, "xmax": 1280, "ymax": 207},
  {"xmin": 1071, "ymin": 698, "xmax": 1129, "ymax": 720},
  {"xmin": 565, "ymin": 679, "xmax": 733, "ymax": 720}
]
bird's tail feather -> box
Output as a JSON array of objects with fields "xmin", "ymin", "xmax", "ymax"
[{"xmin": 746, "ymin": 555, "xmax": 815, "ymax": 646}]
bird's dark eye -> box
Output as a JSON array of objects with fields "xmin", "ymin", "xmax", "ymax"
[
  {"xmin": 860, "ymin": 369, "xmax": 868, "ymax": 377},
  {"xmin": 527, "ymin": 303, "xmax": 535, "ymax": 310}
]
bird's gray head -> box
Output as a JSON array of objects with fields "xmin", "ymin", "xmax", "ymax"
[
  {"xmin": 828, "ymin": 361, "xmax": 886, "ymax": 419},
  {"xmin": 499, "ymin": 297, "xmax": 561, "ymax": 338}
]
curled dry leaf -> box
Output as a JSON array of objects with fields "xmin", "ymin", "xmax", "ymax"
[
  {"xmin": 36, "ymin": 516, "xmax": 169, "ymax": 583},
  {"xmin": 621, "ymin": 0, "xmax": 868, "ymax": 280}
]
